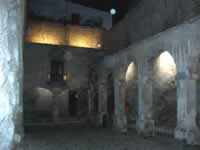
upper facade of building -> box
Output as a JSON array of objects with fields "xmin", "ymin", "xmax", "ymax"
[{"xmin": 28, "ymin": 0, "xmax": 112, "ymax": 30}]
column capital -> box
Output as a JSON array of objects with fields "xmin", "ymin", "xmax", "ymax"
[
  {"xmin": 176, "ymin": 71, "xmax": 199, "ymax": 80},
  {"xmin": 176, "ymin": 72, "xmax": 188, "ymax": 80}
]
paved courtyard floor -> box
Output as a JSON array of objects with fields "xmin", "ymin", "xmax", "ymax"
[{"xmin": 24, "ymin": 126, "xmax": 199, "ymax": 150}]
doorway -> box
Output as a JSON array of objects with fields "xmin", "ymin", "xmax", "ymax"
[{"xmin": 69, "ymin": 91, "xmax": 78, "ymax": 117}]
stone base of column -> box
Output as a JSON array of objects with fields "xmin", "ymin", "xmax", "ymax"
[
  {"xmin": 114, "ymin": 115, "xmax": 127, "ymax": 133},
  {"xmin": 186, "ymin": 128, "xmax": 200, "ymax": 145},
  {"xmin": 175, "ymin": 127, "xmax": 200, "ymax": 145},
  {"xmin": 174, "ymin": 127, "xmax": 186, "ymax": 140},
  {"xmin": 136, "ymin": 119, "xmax": 155, "ymax": 137}
]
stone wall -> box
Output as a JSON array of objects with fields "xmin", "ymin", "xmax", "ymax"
[
  {"xmin": 0, "ymin": 0, "xmax": 25, "ymax": 149},
  {"xmin": 23, "ymin": 43, "xmax": 105, "ymax": 123},
  {"xmin": 24, "ymin": 43, "xmax": 104, "ymax": 90},
  {"xmin": 26, "ymin": 21, "xmax": 103, "ymax": 49},
  {"xmin": 109, "ymin": 0, "xmax": 196, "ymax": 49}
]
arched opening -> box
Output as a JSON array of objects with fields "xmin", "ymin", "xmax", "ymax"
[
  {"xmin": 24, "ymin": 88, "xmax": 54, "ymax": 124},
  {"xmin": 152, "ymin": 51, "xmax": 177, "ymax": 134},
  {"xmin": 69, "ymin": 91, "xmax": 78, "ymax": 117},
  {"xmin": 106, "ymin": 73, "xmax": 115, "ymax": 128},
  {"xmin": 125, "ymin": 62, "xmax": 138, "ymax": 128}
]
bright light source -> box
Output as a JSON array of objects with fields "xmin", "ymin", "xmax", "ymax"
[
  {"xmin": 110, "ymin": 8, "xmax": 117, "ymax": 15},
  {"xmin": 97, "ymin": 43, "xmax": 101, "ymax": 48},
  {"xmin": 63, "ymin": 75, "xmax": 67, "ymax": 81}
]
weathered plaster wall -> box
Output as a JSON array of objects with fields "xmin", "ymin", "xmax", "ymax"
[
  {"xmin": 109, "ymin": 0, "xmax": 196, "ymax": 49},
  {"xmin": 0, "ymin": 0, "xmax": 25, "ymax": 149}
]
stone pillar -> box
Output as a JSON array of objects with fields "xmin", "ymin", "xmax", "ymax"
[
  {"xmin": 88, "ymin": 89, "xmax": 92, "ymax": 114},
  {"xmin": 136, "ymin": 61, "xmax": 154, "ymax": 136},
  {"xmin": 175, "ymin": 73, "xmax": 200, "ymax": 145},
  {"xmin": 113, "ymin": 78, "xmax": 127, "ymax": 132},
  {"xmin": 0, "ymin": 0, "xmax": 25, "ymax": 150},
  {"xmin": 88, "ymin": 84, "xmax": 95, "ymax": 114},
  {"xmin": 98, "ymin": 80, "xmax": 107, "ymax": 126},
  {"xmin": 173, "ymin": 42, "xmax": 200, "ymax": 145}
]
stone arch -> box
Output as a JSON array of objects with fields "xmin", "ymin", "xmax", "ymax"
[
  {"xmin": 124, "ymin": 60, "xmax": 138, "ymax": 128},
  {"xmin": 148, "ymin": 50, "xmax": 177, "ymax": 134}
]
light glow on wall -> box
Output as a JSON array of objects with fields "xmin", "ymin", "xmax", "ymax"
[
  {"xmin": 154, "ymin": 51, "xmax": 176, "ymax": 86},
  {"xmin": 26, "ymin": 21, "xmax": 103, "ymax": 49},
  {"xmin": 125, "ymin": 62, "xmax": 136, "ymax": 83},
  {"xmin": 26, "ymin": 22, "xmax": 65, "ymax": 45},
  {"xmin": 67, "ymin": 26, "xmax": 102, "ymax": 49}
]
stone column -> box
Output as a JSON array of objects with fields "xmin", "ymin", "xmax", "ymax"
[
  {"xmin": 0, "ymin": 0, "xmax": 25, "ymax": 150},
  {"xmin": 175, "ymin": 73, "xmax": 200, "ymax": 145},
  {"xmin": 88, "ymin": 89, "xmax": 93, "ymax": 114},
  {"xmin": 136, "ymin": 61, "xmax": 154, "ymax": 136},
  {"xmin": 113, "ymin": 78, "xmax": 127, "ymax": 132},
  {"xmin": 173, "ymin": 42, "xmax": 200, "ymax": 145},
  {"xmin": 88, "ymin": 84, "xmax": 95, "ymax": 114},
  {"xmin": 98, "ymin": 79, "xmax": 107, "ymax": 126}
]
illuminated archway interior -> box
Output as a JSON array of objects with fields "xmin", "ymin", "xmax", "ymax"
[
  {"xmin": 153, "ymin": 51, "xmax": 177, "ymax": 129},
  {"xmin": 125, "ymin": 62, "xmax": 138, "ymax": 126},
  {"xmin": 125, "ymin": 62, "xmax": 136, "ymax": 83},
  {"xmin": 154, "ymin": 51, "xmax": 176, "ymax": 88}
]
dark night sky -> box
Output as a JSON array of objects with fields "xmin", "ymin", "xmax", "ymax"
[
  {"xmin": 28, "ymin": 0, "xmax": 140, "ymax": 24},
  {"xmin": 71, "ymin": 0, "xmax": 139, "ymax": 23}
]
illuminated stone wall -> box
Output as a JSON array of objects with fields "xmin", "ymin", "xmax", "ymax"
[
  {"xmin": 26, "ymin": 21, "xmax": 103, "ymax": 49},
  {"xmin": 67, "ymin": 26, "xmax": 102, "ymax": 49},
  {"xmin": 153, "ymin": 51, "xmax": 176, "ymax": 90},
  {"xmin": 26, "ymin": 21, "xmax": 66, "ymax": 45}
]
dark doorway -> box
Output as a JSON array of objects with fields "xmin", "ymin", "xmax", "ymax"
[
  {"xmin": 94, "ymin": 92, "xmax": 99, "ymax": 113},
  {"xmin": 69, "ymin": 91, "xmax": 78, "ymax": 116},
  {"xmin": 107, "ymin": 73, "xmax": 115, "ymax": 127}
]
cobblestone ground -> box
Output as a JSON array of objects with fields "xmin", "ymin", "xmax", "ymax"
[{"xmin": 24, "ymin": 126, "xmax": 199, "ymax": 150}]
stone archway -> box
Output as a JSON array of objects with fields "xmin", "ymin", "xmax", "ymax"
[
  {"xmin": 125, "ymin": 62, "xmax": 138, "ymax": 128},
  {"xmin": 152, "ymin": 51, "xmax": 177, "ymax": 134}
]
